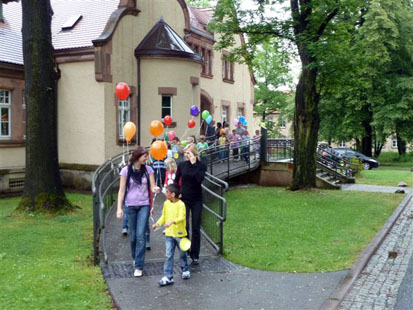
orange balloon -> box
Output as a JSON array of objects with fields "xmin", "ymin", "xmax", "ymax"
[
  {"xmin": 149, "ymin": 120, "xmax": 164, "ymax": 137},
  {"xmin": 150, "ymin": 141, "xmax": 167, "ymax": 160},
  {"xmin": 123, "ymin": 122, "xmax": 136, "ymax": 142}
]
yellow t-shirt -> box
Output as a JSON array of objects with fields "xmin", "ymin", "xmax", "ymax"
[{"xmin": 156, "ymin": 199, "xmax": 187, "ymax": 238}]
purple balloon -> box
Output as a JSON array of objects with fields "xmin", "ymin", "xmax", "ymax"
[{"xmin": 190, "ymin": 105, "xmax": 199, "ymax": 116}]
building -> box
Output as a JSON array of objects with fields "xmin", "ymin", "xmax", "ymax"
[{"xmin": 0, "ymin": 0, "xmax": 255, "ymax": 193}]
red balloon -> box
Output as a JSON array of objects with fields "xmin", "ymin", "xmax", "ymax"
[
  {"xmin": 188, "ymin": 119, "xmax": 196, "ymax": 129},
  {"xmin": 115, "ymin": 82, "xmax": 130, "ymax": 100},
  {"xmin": 164, "ymin": 115, "xmax": 173, "ymax": 126}
]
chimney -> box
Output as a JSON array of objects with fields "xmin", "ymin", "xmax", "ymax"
[{"xmin": 118, "ymin": 0, "xmax": 136, "ymax": 9}]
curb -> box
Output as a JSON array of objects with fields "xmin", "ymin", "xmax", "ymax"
[{"xmin": 321, "ymin": 193, "xmax": 413, "ymax": 310}]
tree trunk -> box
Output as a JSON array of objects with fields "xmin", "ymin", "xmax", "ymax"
[
  {"xmin": 361, "ymin": 107, "xmax": 373, "ymax": 157},
  {"xmin": 20, "ymin": 0, "xmax": 69, "ymax": 211},
  {"xmin": 396, "ymin": 132, "xmax": 406, "ymax": 155},
  {"xmin": 290, "ymin": 51, "xmax": 320, "ymax": 190}
]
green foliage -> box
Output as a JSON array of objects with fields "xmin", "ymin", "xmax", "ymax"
[
  {"xmin": 224, "ymin": 187, "xmax": 402, "ymax": 272},
  {"xmin": 0, "ymin": 193, "xmax": 111, "ymax": 309},
  {"xmin": 358, "ymin": 168, "xmax": 412, "ymax": 186},
  {"xmin": 185, "ymin": 0, "xmax": 213, "ymax": 7}
]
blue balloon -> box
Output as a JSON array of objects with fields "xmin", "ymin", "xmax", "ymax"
[
  {"xmin": 239, "ymin": 116, "xmax": 245, "ymax": 123},
  {"xmin": 242, "ymin": 120, "xmax": 247, "ymax": 126},
  {"xmin": 190, "ymin": 105, "xmax": 199, "ymax": 116},
  {"xmin": 206, "ymin": 115, "xmax": 213, "ymax": 124}
]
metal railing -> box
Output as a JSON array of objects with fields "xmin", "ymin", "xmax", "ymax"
[
  {"xmin": 266, "ymin": 138, "xmax": 294, "ymax": 162},
  {"xmin": 200, "ymin": 137, "xmax": 261, "ymax": 180},
  {"xmin": 316, "ymin": 147, "xmax": 360, "ymax": 178},
  {"xmin": 201, "ymin": 172, "xmax": 228, "ymax": 255},
  {"xmin": 92, "ymin": 150, "xmax": 230, "ymax": 264}
]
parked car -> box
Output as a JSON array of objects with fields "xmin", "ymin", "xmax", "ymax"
[{"xmin": 333, "ymin": 148, "xmax": 380, "ymax": 170}]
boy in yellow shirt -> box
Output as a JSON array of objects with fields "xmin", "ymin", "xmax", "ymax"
[{"xmin": 152, "ymin": 184, "xmax": 190, "ymax": 286}]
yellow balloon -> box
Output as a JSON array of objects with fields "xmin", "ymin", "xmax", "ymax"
[
  {"xmin": 123, "ymin": 122, "xmax": 136, "ymax": 142},
  {"xmin": 174, "ymin": 152, "xmax": 179, "ymax": 159}
]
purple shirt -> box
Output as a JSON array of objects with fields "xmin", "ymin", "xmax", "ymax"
[{"xmin": 120, "ymin": 165, "xmax": 154, "ymax": 206}]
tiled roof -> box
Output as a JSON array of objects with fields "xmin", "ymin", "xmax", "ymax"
[
  {"xmin": 0, "ymin": 0, "xmax": 118, "ymax": 65},
  {"xmin": 0, "ymin": 1, "xmax": 215, "ymax": 66},
  {"xmin": 188, "ymin": 6, "xmax": 214, "ymax": 37}
]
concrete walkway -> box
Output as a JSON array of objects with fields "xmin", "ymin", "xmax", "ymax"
[
  {"xmin": 101, "ymin": 184, "xmax": 411, "ymax": 310},
  {"xmin": 341, "ymin": 184, "xmax": 411, "ymax": 194},
  {"xmin": 102, "ymin": 193, "xmax": 346, "ymax": 310}
]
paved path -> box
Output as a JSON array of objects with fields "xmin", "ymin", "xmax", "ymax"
[
  {"xmin": 102, "ymin": 193, "xmax": 346, "ymax": 310},
  {"xmin": 339, "ymin": 198, "xmax": 413, "ymax": 310},
  {"xmin": 341, "ymin": 184, "xmax": 411, "ymax": 194}
]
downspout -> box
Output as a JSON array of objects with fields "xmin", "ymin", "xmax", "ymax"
[{"xmin": 137, "ymin": 57, "xmax": 141, "ymax": 145}]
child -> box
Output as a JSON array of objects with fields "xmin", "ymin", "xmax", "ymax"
[
  {"xmin": 229, "ymin": 129, "xmax": 241, "ymax": 161},
  {"xmin": 241, "ymin": 130, "xmax": 250, "ymax": 162},
  {"xmin": 163, "ymin": 158, "xmax": 177, "ymax": 192},
  {"xmin": 197, "ymin": 135, "xmax": 209, "ymax": 152},
  {"xmin": 218, "ymin": 132, "xmax": 228, "ymax": 162},
  {"xmin": 153, "ymin": 184, "xmax": 190, "ymax": 286}
]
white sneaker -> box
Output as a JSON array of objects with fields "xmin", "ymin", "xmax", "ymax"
[
  {"xmin": 134, "ymin": 269, "xmax": 143, "ymax": 277},
  {"xmin": 122, "ymin": 228, "xmax": 128, "ymax": 236},
  {"xmin": 158, "ymin": 276, "xmax": 174, "ymax": 286},
  {"xmin": 182, "ymin": 271, "xmax": 190, "ymax": 280}
]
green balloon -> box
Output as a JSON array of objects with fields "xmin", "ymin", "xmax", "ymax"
[
  {"xmin": 181, "ymin": 141, "xmax": 187, "ymax": 147},
  {"xmin": 164, "ymin": 132, "xmax": 169, "ymax": 141},
  {"xmin": 201, "ymin": 110, "xmax": 210, "ymax": 120}
]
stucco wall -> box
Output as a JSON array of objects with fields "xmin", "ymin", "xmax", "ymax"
[
  {"xmin": 0, "ymin": 147, "xmax": 25, "ymax": 168},
  {"xmin": 104, "ymin": 0, "xmax": 193, "ymax": 157},
  {"xmin": 58, "ymin": 61, "xmax": 105, "ymax": 165},
  {"xmin": 200, "ymin": 33, "xmax": 255, "ymax": 134}
]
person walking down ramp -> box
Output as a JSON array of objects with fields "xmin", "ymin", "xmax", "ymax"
[
  {"xmin": 152, "ymin": 184, "xmax": 190, "ymax": 286},
  {"xmin": 116, "ymin": 147, "xmax": 160, "ymax": 278},
  {"xmin": 174, "ymin": 144, "xmax": 207, "ymax": 265}
]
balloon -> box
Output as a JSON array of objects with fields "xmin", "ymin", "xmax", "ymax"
[
  {"xmin": 190, "ymin": 105, "xmax": 199, "ymax": 116},
  {"xmin": 242, "ymin": 120, "xmax": 247, "ymax": 126},
  {"xmin": 167, "ymin": 131, "xmax": 176, "ymax": 141},
  {"xmin": 150, "ymin": 141, "xmax": 167, "ymax": 160},
  {"xmin": 239, "ymin": 116, "xmax": 245, "ymax": 123},
  {"xmin": 201, "ymin": 110, "xmax": 210, "ymax": 120},
  {"xmin": 188, "ymin": 119, "xmax": 196, "ymax": 128},
  {"xmin": 174, "ymin": 152, "xmax": 179, "ymax": 159},
  {"xmin": 115, "ymin": 82, "xmax": 130, "ymax": 100},
  {"xmin": 206, "ymin": 115, "xmax": 213, "ymax": 124},
  {"xmin": 149, "ymin": 120, "xmax": 164, "ymax": 136},
  {"xmin": 232, "ymin": 119, "xmax": 239, "ymax": 127},
  {"xmin": 163, "ymin": 115, "xmax": 172, "ymax": 126},
  {"xmin": 164, "ymin": 132, "xmax": 169, "ymax": 142},
  {"xmin": 123, "ymin": 121, "xmax": 136, "ymax": 142},
  {"xmin": 181, "ymin": 141, "xmax": 187, "ymax": 147}
]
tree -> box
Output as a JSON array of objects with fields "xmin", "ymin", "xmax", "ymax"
[
  {"xmin": 210, "ymin": 0, "xmax": 361, "ymax": 190},
  {"xmin": 19, "ymin": 0, "xmax": 72, "ymax": 212}
]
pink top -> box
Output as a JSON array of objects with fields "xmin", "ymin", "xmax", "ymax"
[{"xmin": 120, "ymin": 165, "xmax": 154, "ymax": 206}]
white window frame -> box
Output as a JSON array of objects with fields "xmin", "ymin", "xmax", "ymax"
[
  {"xmin": 221, "ymin": 106, "xmax": 228, "ymax": 123},
  {"xmin": 392, "ymin": 137, "xmax": 398, "ymax": 148},
  {"xmin": 339, "ymin": 141, "xmax": 346, "ymax": 147},
  {"xmin": 0, "ymin": 89, "xmax": 11, "ymax": 139},
  {"xmin": 237, "ymin": 108, "xmax": 243, "ymax": 118},
  {"xmin": 161, "ymin": 95, "xmax": 173, "ymax": 119},
  {"xmin": 118, "ymin": 97, "xmax": 130, "ymax": 140}
]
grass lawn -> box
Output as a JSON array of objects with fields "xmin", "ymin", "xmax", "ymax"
[
  {"xmin": 224, "ymin": 187, "xmax": 404, "ymax": 273},
  {"xmin": 0, "ymin": 193, "xmax": 111, "ymax": 310},
  {"xmin": 357, "ymin": 168, "xmax": 413, "ymax": 187}
]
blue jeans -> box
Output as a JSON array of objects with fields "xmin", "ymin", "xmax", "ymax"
[
  {"xmin": 123, "ymin": 213, "xmax": 150, "ymax": 246},
  {"xmin": 122, "ymin": 212, "xmax": 128, "ymax": 229},
  {"xmin": 163, "ymin": 236, "xmax": 189, "ymax": 278},
  {"xmin": 126, "ymin": 205, "xmax": 150, "ymax": 270}
]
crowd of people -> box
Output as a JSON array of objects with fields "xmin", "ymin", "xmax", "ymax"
[{"xmin": 116, "ymin": 121, "xmax": 261, "ymax": 287}]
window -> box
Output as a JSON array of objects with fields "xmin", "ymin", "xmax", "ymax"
[
  {"xmin": 199, "ymin": 48, "xmax": 212, "ymax": 77},
  {"xmin": 118, "ymin": 98, "xmax": 130, "ymax": 139},
  {"xmin": 0, "ymin": 89, "xmax": 11, "ymax": 138},
  {"xmin": 237, "ymin": 108, "xmax": 244, "ymax": 118},
  {"xmin": 340, "ymin": 141, "xmax": 346, "ymax": 147},
  {"xmin": 222, "ymin": 53, "xmax": 234, "ymax": 82},
  {"xmin": 162, "ymin": 96, "xmax": 172, "ymax": 119},
  {"xmin": 222, "ymin": 106, "xmax": 228, "ymax": 123},
  {"xmin": 392, "ymin": 137, "xmax": 397, "ymax": 148}
]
